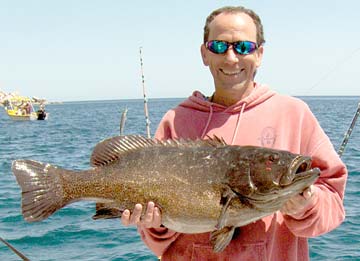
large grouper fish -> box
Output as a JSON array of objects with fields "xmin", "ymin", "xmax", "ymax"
[{"xmin": 12, "ymin": 135, "xmax": 320, "ymax": 252}]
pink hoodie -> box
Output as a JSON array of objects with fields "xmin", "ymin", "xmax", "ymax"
[{"xmin": 138, "ymin": 84, "xmax": 347, "ymax": 260}]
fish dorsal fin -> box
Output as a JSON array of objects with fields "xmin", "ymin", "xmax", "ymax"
[
  {"xmin": 205, "ymin": 135, "xmax": 227, "ymax": 146},
  {"xmin": 90, "ymin": 135, "xmax": 155, "ymax": 167},
  {"xmin": 90, "ymin": 135, "xmax": 227, "ymax": 167}
]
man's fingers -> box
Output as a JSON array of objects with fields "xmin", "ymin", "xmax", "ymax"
[
  {"xmin": 121, "ymin": 209, "xmax": 131, "ymax": 226},
  {"xmin": 302, "ymin": 186, "xmax": 313, "ymax": 200},
  {"xmin": 153, "ymin": 207, "xmax": 162, "ymax": 228},
  {"xmin": 144, "ymin": 202, "xmax": 155, "ymax": 227},
  {"xmin": 281, "ymin": 199, "xmax": 295, "ymax": 215},
  {"xmin": 120, "ymin": 202, "xmax": 162, "ymax": 228},
  {"xmin": 129, "ymin": 204, "xmax": 143, "ymax": 225},
  {"xmin": 281, "ymin": 186, "xmax": 316, "ymax": 216}
]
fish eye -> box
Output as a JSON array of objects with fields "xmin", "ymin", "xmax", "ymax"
[{"xmin": 268, "ymin": 154, "xmax": 279, "ymax": 162}]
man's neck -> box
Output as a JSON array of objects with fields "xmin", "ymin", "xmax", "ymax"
[{"xmin": 212, "ymin": 83, "xmax": 255, "ymax": 106}]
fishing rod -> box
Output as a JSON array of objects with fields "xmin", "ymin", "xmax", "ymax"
[
  {"xmin": 0, "ymin": 236, "xmax": 30, "ymax": 261},
  {"xmin": 139, "ymin": 47, "xmax": 151, "ymax": 138},
  {"xmin": 338, "ymin": 101, "xmax": 360, "ymax": 157}
]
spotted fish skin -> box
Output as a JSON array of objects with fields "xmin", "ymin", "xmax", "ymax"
[{"xmin": 12, "ymin": 135, "xmax": 320, "ymax": 252}]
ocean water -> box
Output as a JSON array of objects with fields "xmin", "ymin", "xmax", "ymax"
[{"xmin": 0, "ymin": 96, "xmax": 359, "ymax": 260}]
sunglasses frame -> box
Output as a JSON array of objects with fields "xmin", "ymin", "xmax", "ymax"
[{"xmin": 206, "ymin": 40, "xmax": 258, "ymax": 55}]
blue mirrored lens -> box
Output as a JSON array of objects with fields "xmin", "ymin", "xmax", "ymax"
[
  {"xmin": 234, "ymin": 41, "xmax": 257, "ymax": 55},
  {"xmin": 207, "ymin": 40, "xmax": 229, "ymax": 54}
]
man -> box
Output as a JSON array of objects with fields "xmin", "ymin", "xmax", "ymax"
[
  {"xmin": 121, "ymin": 6, "xmax": 347, "ymax": 260},
  {"xmin": 25, "ymin": 102, "xmax": 32, "ymax": 114}
]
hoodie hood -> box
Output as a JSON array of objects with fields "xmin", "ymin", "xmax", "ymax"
[
  {"xmin": 177, "ymin": 83, "xmax": 276, "ymax": 143},
  {"xmin": 179, "ymin": 83, "xmax": 275, "ymax": 113}
]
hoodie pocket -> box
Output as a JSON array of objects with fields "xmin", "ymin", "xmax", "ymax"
[{"xmin": 191, "ymin": 241, "xmax": 267, "ymax": 261}]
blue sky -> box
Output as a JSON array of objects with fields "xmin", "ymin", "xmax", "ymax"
[{"xmin": 0, "ymin": 0, "xmax": 359, "ymax": 101}]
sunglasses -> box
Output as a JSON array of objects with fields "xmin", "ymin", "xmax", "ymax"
[{"xmin": 206, "ymin": 40, "xmax": 258, "ymax": 55}]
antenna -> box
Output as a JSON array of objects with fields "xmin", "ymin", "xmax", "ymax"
[
  {"xmin": 304, "ymin": 47, "xmax": 360, "ymax": 156},
  {"xmin": 307, "ymin": 47, "xmax": 360, "ymax": 93},
  {"xmin": 139, "ymin": 47, "xmax": 151, "ymax": 138}
]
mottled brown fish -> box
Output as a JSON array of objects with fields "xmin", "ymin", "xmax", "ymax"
[{"xmin": 12, "ymin": 135, "xmax": 320, "ymax": 252}]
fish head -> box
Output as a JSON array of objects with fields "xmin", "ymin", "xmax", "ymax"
[
  {"xmin": 226, "ymin": 146, "xmax": 320, "ymax": 209},
  {"xmin": 249, "ymin": 148, "xmax": 315, "ymax": 190}
]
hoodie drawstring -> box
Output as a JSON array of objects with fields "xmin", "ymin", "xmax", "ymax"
[
  {"xmin": 231, "ymin": 103, "xmax": 246, "ymax": 145},
  {"xmin": 201, "ymin": 105, "xmax": 213, "ymax": 139},
  {"xmin": 200, "ymin": 103, "xmax": 246, "ymax": 144}
]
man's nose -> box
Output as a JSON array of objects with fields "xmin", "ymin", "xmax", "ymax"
[{"xmin": 224, "ymin": 46, "xmax": 239, "ymax": 63}]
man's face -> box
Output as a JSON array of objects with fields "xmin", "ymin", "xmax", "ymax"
[{"xmin": 201, "ymin": 13, "xmax": 264, "ymax": 94}]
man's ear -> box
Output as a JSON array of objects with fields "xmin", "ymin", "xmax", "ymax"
[
  {"xmin": 255, "ymin": 45, "xmax": 264, "ymax": 68},
  {"xmin": 201, "ymin": 44, "xmax": 209, "ymax": 66}
]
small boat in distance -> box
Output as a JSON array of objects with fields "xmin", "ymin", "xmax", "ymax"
[{"xmin": 3, "ymin": 96, "xmax": 47, "ymax": 120}]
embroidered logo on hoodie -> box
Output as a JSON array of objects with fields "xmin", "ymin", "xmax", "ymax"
[{"xmin": 260, "ymin": 126, "xmax": 277, "ymax": 148}]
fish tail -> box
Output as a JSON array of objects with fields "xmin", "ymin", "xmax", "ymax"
[{"xmin": 12, "ymin": 159, "xmax": 66, "ymax": 222}]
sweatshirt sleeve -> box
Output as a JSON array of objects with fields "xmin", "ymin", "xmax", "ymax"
[
  {"xmin": 136, "ymin": 113, "xmax": 182, "ymax": 256},
  {"xmin": 283, "ymin": 106, "xmax": 347, "ymax": 237}
]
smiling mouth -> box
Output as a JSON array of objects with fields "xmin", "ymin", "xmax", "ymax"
[{"xmin": 220, "ymin": 69, "xmax": 243, "ymax": 76}]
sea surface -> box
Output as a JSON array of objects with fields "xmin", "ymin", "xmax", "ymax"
[{"xmin": 0, "ymin": 96, "xmax": 359, "ymax": 260}]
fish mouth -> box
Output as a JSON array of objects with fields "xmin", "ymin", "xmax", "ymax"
[
  {"xmin": 286, "ymin": 167, "xmax": 320, "ymax": 188},
  {"xmin": 292, "ymin": 155, "xmax": 312, "ymax": 174},
  {"xmin": 281, "ymin": 155, "xmax": 320, "ymax": 194},
  {"xmin": 279, "ymin": 155, "xmax": 313, "ymax": 186}
]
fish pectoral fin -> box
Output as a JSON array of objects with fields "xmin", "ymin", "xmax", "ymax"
[
  {"xmin": 92, "ymin": 203, "xmax": 124, "ymax": 220},
  {"xmin": 210, "ymin": 226, "xmax": 235, "ymax": 252},
  {"xmin": 216, "ymin": 186, "xmax": 237, "ymax": 229}
]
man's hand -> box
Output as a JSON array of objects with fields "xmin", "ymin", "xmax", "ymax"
[
  {"xmin": 281, "ymin": 185, "xmax": 317, "ymax": 216},
  {"xmin": 121, "ymin": 201, "xmax": 162, "ymax": 228}
]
